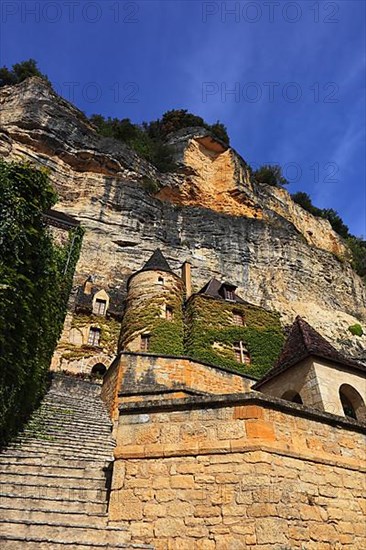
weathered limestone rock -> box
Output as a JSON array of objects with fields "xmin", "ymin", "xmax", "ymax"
[{"xmin": 0, "ymin": 77, "xmax": 365, "ymax": 360}]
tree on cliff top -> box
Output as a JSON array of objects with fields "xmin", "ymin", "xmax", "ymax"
[
  {"xmin": 0, "ymin": 59, "xmax": 50, "ymax": 88},
  {"xmin": 253, "ymin": 164, "xmax": 289, "ymax": 187},
  {"xmin": 154, "ymin": 109, "xmax": 230, "ymax": 145}
]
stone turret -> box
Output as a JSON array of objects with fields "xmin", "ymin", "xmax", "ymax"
[{"xmin": 118, "ymin": 249, "xmax": 184, "ymax": 355}]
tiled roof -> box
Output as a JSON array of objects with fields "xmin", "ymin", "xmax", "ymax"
[
  {"xmin": 75, "ymin": 285, "xmax": 124, "ymax": 319},
  {"xmin": 253, "ymin": 316, "xmax": 366, "ymax": 389},
  {"xmin": 197, "ymin": 278, "xmax": 246, "ymax": 304},
  {"xmin": 140, "ymin": 249, "xmax": 175, "ymax": 274}
]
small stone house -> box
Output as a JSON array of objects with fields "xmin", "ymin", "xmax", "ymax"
[{"xmin": 253, "ymin": 316, "xmax": 366, "ymax": 421}]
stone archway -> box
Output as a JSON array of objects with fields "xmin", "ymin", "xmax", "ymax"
[
  {"xmin": 281, "ymin": 390, "xmax": 303, "ymax": 405},
  {"xmin": 339, "ymin": 384, "xmax": 366, "ymax": 421},
  {"xmin": 91, "ymin": 363, "xmax": 107, "ymax": 376}
]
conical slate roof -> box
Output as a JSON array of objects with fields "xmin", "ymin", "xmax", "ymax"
[
  {"xmin": 140, "ymin": 249, "xmax": 174, "ymax": 274},
  {"xmin": 254, "ymin": 316, "xmax": 365, "ymax": 389}
]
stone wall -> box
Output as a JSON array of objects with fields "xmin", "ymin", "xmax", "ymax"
[
  {"xmin": 254, "ymin": 357, "xmax": 366, "ymax": 420},
  {"xmin": 257, "ymin": 358, "xmax": 323, "ymax": 409},
  {"xmin": 109, "ymin": 395, "xmax": 366, "ymax": 549},
  {"xmin": 313, "ymin": 359, "xmax": 366, "ymax": 418},
  {"xmin": 101, "ymin": 353, "xmax": 254, "ymax": 421},
  {"xmin": 51, "ymin": 311, "xmax": 120, "ymax": 375},
  {"xmin": 119, "ymin": 269, "xmax": 184, "ymax": 355}
]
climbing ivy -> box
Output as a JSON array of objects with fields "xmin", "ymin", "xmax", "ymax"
[
  {"xmin": 120, "ymin": 290, "xmax": 184, "ymax": 355},
  {"xmin": 58, "ymin": 314, "xmax": 121, "ymax": 361},
  {"xmin": 0, "ymin": 160, "xmax": 83, "ymax": 445},
  {"xmin": 185, "ymin": 295, "xmax": 284, "ymax": 377}
]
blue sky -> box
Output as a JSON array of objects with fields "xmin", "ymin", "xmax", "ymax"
[{"xmin": 1, "ymin": 0, "xmax": 365, "ymax": 236}]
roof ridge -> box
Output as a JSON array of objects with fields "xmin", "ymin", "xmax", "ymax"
[{"xmin": 253, "ymin": 316, "xmax": 366, "ymax": 389}]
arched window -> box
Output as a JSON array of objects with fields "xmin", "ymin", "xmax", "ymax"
[
  {"xmin": 339, "ymin": 384, "xmax": 366, "ymax": 421},
  {"xmin": 91, "ymin": 363, "xmax": 107, "ymax": 376},
  {"xmin": 281, "ymin": 390, "xmax": 303, "ymax": 405}
]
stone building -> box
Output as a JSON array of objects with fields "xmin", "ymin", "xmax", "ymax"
[
  {"xmin": 119, "ymin": 249, "xmax": 185, "ymax": 355},
  {"xmin": 253, "ymin": 316, "xmax": 366, "ymax": 421},
  {"xmin": 50, "ymin": 276, "xmax": 124, "ymax": 375},
  {"xmin": 3, "ymin": 248, "xmax": 366, "ymax": 549}
]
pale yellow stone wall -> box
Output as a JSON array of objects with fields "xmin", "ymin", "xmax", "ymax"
[
  {"xmin": 313, "ymin": 359, "xmax": 366, "ymax": 418},
  {"xmin": 256, "ymin": 358, "xmax": 324, "ymax": 410},
  {"xmin": 101, "ymin": 353, "xmax": 253, "ymax": 420},
  {"xmin": 256, "ymin": 357, "xmax": 366, "ymax": 420},
  {"xmin": 110, "ymin": 399, "xmax": 366, "ymax": 549}
]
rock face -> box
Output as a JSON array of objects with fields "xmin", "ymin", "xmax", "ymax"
[{"xmin": 0, "ymin": 77, "xmax": 365, "ymax": 359}]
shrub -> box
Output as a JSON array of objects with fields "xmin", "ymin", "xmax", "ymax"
[
  {"xmin": 348, "ymin": 324, "xmax": 364, "ymax": 337},
  {"xmin": 0, "ymin": 59, "xmax": 50, "ymax": 88},
  {"xmin": 90, "ymin": 109, "xmax": 230, "ymax": 173},
  {"xmin": 253, "ymin": 165, "xmax": 288, "ymax": 187}
]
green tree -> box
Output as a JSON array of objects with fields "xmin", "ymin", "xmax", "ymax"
[
  {"xmin": 346, "ymin": 236, "xmax": 366, "ymax": 279},
  {"xmin": 0, "ymin": 160, "xmax": 82, "ymax": 445},
  {"xmin": 0, "ymin": 59, "xmax": 50, "ymax": 88},
  {"xmin": 253, "ymin": 164, "xmax": 289, "ymax": 187},
  {"xmin": 321, "ymin": 208, "xmax": 350, "ymax": 239}
]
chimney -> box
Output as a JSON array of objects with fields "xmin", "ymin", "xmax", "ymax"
[
  {"xmin": 181, "ymin": 261, "xmax": 192, "ymax": 299},
  {"xmin": 84, "ymin": 275, "xmax": 94, "ymax": 295}
]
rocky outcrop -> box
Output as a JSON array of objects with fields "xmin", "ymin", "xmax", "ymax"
[{"xmin": 0, "ymin": 78, "xmax": 365, "ymax": 359}]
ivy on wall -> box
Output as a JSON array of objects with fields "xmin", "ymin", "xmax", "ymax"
[
  {"xmin": 59, "ymin": 314, "xmax": 121, "ymax": 361},
  {"xmin": 120, "ymin": 292, "xmax": 184, "ymax": 356},
  {"xmin": 0, "ymin": 160, "xmax": 83, "ymax": 445},
  {"xmin": 185, "ymin": 295, "xmax": 284, "ymax": 377}
]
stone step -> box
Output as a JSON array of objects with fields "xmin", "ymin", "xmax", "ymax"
[
  {"xmin": 0, "ymin": 454, "xmax": 109, "ymax": 469},
  {"xmin": 0, "ymin": 519, "xmax": 131, "ymax": 546},
  {"xmin": 22, "ymin": 421, "xmax": 113, "ymax": 434},
  {"xmin": 0, "ymin": 505, "xmax": 108, "ymax": 527},
  {"xmin": 0, "ymin": 462, "xmax": 108, "ymax": 478},
  {"xmin": 6, "ymin": 441, "xmax": 115, "ymax": 456},
  {"xmin": 0, "ymin": 493, "xmax": 107, "ymax": 515},
  {"xmin": 0, "ymin": 451, "xmax": 110, "ymax": 466},
  {"xmin": 0, "ymin": 536, "xmax": 153, "ymax": 549},
  {"xmin": 0, "ymin": 481, "xmax": 108, "ymax": 501},
  {"xmin": 40, "ymin": 400, "xmax": 110, "ymax": 414},
  {"xmin": 0, "ymin": 448, "xmax": 114, "ymax": 462},
  {"xmin": 27, "ymin": 409, "xmax": 112, "ymax": 422},
  {"xmin": 14, "ymin": 434, "xmax": 115, "ymax": 448},
  {"xmin": 0, "ymin": 471, "xmax": 108, "ymax": 489},
  {"xmin": 29, "ymin": 415, "xmax": 112, "ymax": 435}
]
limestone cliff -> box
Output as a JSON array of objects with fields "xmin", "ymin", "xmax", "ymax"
[{"xmin": 0, "ymin": 77, "xmax": 365, "ymax": 360}]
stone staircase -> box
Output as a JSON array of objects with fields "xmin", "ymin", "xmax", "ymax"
[{"xmin": 0, "ymin": 374, "xmax": 152, "ymax": 549}]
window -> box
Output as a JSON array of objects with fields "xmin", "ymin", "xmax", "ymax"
[
  {"xmin": 339, "ymin": 384, "xmax": 366, "ymax": 421},
  {"xmin": 233, "ymin": 311, "xmax": 245, "ymax": 326},
  {"xmin": 340, "ymin": 393, "xmax": 356, "ymax": 420},
  {"xmin": 225, "ymin": 288, "xmax": 235, "ymax": 301},
  {"xmin": 94, "ymin": 298, "xmax": 107, "ymax": 315},
  {"xmin": 88, "ymin": 327, "xmax": 101, "ymax": 347},
  {"xmin": 165, "ymin": 306, "xmax": 173, "ymax": 320},
  {"xmin": 158, "ymin": 277, "xmax": 164, "ymax": 285},
  {"xmin": 282, "ymin": 390, "xmax": 303, "ymax": 405},
  {"xmin": 141, "ymin": 334, "xmax": 151, "ymax": 352},
  {"xmin": 233, "ymin": 341, "xmax": 251, "ymax": 364}
]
